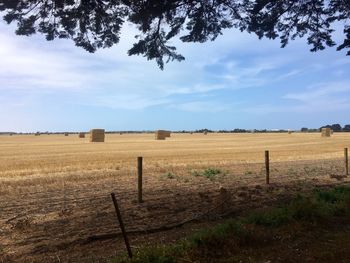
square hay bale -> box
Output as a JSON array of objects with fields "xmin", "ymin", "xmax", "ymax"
[
  {"xmin": 78, "ymin": 132, "xmax": 85, "ymax": 138},
  {"xmin": 321, "ymin": 128, "xmax": 331, "ymax": 137},
  {"xmin": 155, "ymin": 130, "xmax": 171, "ymax": 140},
  {"xmin": 64, "ymin": 133, "xmax": 69, "ymax": 136},
  {"xmin": 204, "ymin": 131, "xmax": 208, "ymax": 135},
  {"xmin": 35, "ymin": 132, "xmax": 40, "ymax": 136},
  {"xmin": 288, "ymin": 130, "xmax": 292, "ymax": 134},
  {"xmin": 90, "ymin": 129, "xmax": 105, "ymax": 142}
]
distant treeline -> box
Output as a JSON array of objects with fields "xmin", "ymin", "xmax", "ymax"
[
  {"xmin": 174, "ymin": 129, "xmax": 292, "ymax": 133},
  {"xmin": 1, "ymin": 124, "xmax": 350, "ymax": 135},
  {"xmin": 301, "ymin": 124, "xmax": 350, "ymax": 132}
]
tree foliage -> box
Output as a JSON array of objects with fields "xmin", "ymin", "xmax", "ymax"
[{"xmin": 0, "ymin": 0, "xmax": 349, "ymax": 69}]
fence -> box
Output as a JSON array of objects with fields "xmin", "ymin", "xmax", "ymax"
[{"xmin": 0, "ymin": 148, "xmax": 349, "ymax": 261}]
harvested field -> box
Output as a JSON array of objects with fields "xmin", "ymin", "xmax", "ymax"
[{"xmin": 0, "ymin": 133, "xmax": 350, "ymax": 262}]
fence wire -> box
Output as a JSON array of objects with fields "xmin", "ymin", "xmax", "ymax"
[{"xmin": 0, "ymin": 154, "xmax": 349, "ymax": 262}]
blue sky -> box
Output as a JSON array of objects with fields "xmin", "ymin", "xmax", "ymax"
[{"xmin": 0, "ymin": 22, "xmax": 349, "ymax": 132}]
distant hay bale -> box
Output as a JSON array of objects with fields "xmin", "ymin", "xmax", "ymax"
[
  {"xmin": 90, "ymin": 129, "xmax": 105, "ymax": 142},
  {"xmin": 321, "ymin": 128, "xmax": 331, "ymax": 137},
  {"xmin": 35, "ymin": 132, "xmax": 40, "ymax": 136},
  {"xmin": 78, "ymin": 132, "xmax": 85, "ymax": 138},
  {"xmin": 288, "ymin": 130, "xmax": 292, "ymax": 134},
  {"xmin": 119, "ymin": 132, "xmax": 123, "ymax": 135},
  {"xmin": 331, "ymin": 129, "xmax": 334, "ymax": 135},
  {"xmin": 64, "ymin": 133, "xmax": 69, "ymax": 136},
  {"xmin": 204, "ymin": 131, "xmax": 208, "ymax": 135},
  {"xmin": 155, "ymin": 130, "xmax": 171, "ymax": 140}
]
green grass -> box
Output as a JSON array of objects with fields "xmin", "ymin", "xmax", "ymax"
[
  {"xmin": 164, "ymin": 172, "xmax": 177, "ymax": 179},
  {"xmin": 111, "ymin": 186, "xmax": 350, "ymax": 263},
  {"xmin": 190, "ymin": 168, "xmax": 222, "ymax": 180},
  {"xmin": 246, "ymin": 186, "xmax": 350, "ymax": 227}
]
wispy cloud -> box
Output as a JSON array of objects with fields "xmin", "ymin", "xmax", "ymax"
[
  {"xmin": 169, "ymin": 101, "xmax": 230, "ymax": 113},
  {"xmin": 86, "ymin": 94, "xmax": 170, "ymax": 110},
  {"xmin": 1, "ymin": 21, "xmax": 349, "ymax": 131},
  {"xmin": 244, "ymin": 81, "xmax": 350, "ymax": 114},
  {"xmin": 283, "ymin": 81, "xmax": 350, "ymax": 101}
]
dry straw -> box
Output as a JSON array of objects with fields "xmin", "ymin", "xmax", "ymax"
[
  {"xmin": 64, "ymin": 133, "xmax": 69, "ymax": 136},
  {"xmin": 321, "ymin": 128, "xmax": 331, "ymax": 137},
  {"xmin": 90, "ymin": 129, "xmax": 105, "ymax": 142},
  {"xmin": 78, "ymin": 132, "xmax": 85, "ymax": 138},
  {"xmin": 155, "ymin": 130, "xmax": 171, "ymax": 140}
]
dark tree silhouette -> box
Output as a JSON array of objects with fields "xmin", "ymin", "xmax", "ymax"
[
  {"xmin": 320, "ymin": 124, "xmax": 342, "ymax": 132},
  {"xmin": 330, "ymin": 123, "xmax": 342, "ymax": 131},
  {"xmin": 0, "ymin": 0, "xmax": 349, "ymax": 69}
]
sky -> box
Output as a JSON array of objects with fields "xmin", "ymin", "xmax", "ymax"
[{"xmin": 0, "ymin": 21, "xmax": 349, "ymax": 132}]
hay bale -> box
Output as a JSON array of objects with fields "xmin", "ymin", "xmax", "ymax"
[
  {"xmin": 155, "ymin": 130, "xmax": 171, "ymax": 140},
  {"xmin": 35, "ymin": 132, "xmax": 40, "ymax": 136},
  {"xmin": 64, "ymin": 132, "xmax": 69, "ymax": 136},
  {"xmin": 90, "ymin": 129, "xmax": 105, "ymax": 142},
  {"xmin": 204, "ymin": 131, "xmax": 208, "ymax": 135},
  {"xmin": 78, "ymin": 132, "xmax": 85, "ymax": 138},
  {"xmin": 288, "ymin": 130, "xmax": 292, "ymax": 134},
  {"xmin": 321, "ymin": 128, "xmax": 331, "ymax": 137}
]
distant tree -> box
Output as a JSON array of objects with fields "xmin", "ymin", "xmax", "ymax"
[
  {"xmin": 308, "ymin": 129, "xmax": 319, "ymax": 133},
  {"xmin": 0, "ymin": 0, "xmax": 349, "ymax": 69},
  {"xmin": 343, "ymin": 124, "xmax": 350, "ymax": 132},
  {"xmin": 331, "ymin": 123, "xmax": 342, "ymax": 131},
  {"xmin": 320, "ymin": 124, "xmax": 342, "ymax": 132},
  {"xmin": 320, "ymin": 124, "xmax": 332, "ymax": 131},
  {"xmin": 233, "ymin": 128, "xmax": 247, "ymax": 133},
  {"xmin": 301, "ymin": 127, "xmax": 309, "ymax": 132},
  {"xmin": 196, "ymin": 128, "xmax": 213, "ymax": 133}
]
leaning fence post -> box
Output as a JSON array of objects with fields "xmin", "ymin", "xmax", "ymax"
[
  {"xmin": 345, "ymin": 148, "xmax": 349, "ymax": 176},
  {"xmin": 111, "ymin": 193, "xmax": 133, "ymax": 258},
  {"xmin": 138, "ymin": 156, "xmax": 143, "ymax": 203},
  {"xmin": 265, "ymin": 150, "xmax": 270, "ymax": 184}
]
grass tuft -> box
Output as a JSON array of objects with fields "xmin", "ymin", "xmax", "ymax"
[
  {"xmin": 190, "ymin": 168, "xmax": 222, "ymax": 180},
  {"xmin": 111, "ymin": 186, "xmax": 350, "ymax": 263}
]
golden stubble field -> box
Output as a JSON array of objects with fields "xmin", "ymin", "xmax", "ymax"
[{"xmin": 1, "ymin": 132, "xmax": 350, "ymax": 262}]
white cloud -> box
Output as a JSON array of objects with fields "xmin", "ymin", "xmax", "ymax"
[
  {"xmin": 276, "ymin": 69, "xmax": 302, "ymax": 80},
  {"xmin": 1, "ymin": 18, "xmax": 349, "ymax": 131},
  {"xmin": 86, "ymin": 94, "xmax": 170, "ymax": 110},
  {"xmin": 244, "ymin": 81, "xmax": 350, "ymax": 114},
  {"xmin": 283, "ymin": 82, "xmax": 350, "ymax": 101},
  {"xmin": 169, "ymin": 101, "xmax": 230, "ymax": 113}
]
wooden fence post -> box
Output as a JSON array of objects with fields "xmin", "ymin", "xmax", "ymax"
[
  {"xmin": 345, "ymin": 148, "xmax": 349, "ymax": 176},
  {"xmin": 265, "ymin": 150, "xmax": 270, "ymax": 184},
  {"xmin": 138, "ymin": 156, "xmax": 143, "ymax": 203},
  {"xmin": 111, "ymin": 193, "xmax": 133, "ymax": 258}
]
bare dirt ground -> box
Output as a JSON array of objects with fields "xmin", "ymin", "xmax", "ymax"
[{"xmin": 0, "ymin": 133, "xmax": 350, "ymax": 262}]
